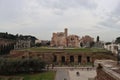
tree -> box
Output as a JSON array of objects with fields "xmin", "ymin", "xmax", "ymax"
[
  {"xmin": 115, "ymin": 37, "xmax": 120, "ymax": 44},
  {"xmin": 97, "ymin": 36, "xmax": 99, "ymax": 42},
  {"xmin": 105, "ymin": 42, "xmax": 111, "ymax": 45},
  {"xmin": 90, "ymin": 41, "xmax": 95, "ymax": 48},
  {"xmin": 0, "ymin": 58, "xmax": 46, "ymax": 75}
]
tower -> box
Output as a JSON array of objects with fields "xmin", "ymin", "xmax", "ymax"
[
  {"xmin": 64, "ymin": 28, "xmax": 68, "ymax": 38},
  {"xmin": 64, "ymin": 28, "xmax": 68, "ymax": 47}
]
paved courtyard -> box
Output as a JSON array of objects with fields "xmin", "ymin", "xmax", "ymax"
[{"xmin": 55, "ymin": 67, "xmax": 96, "ymax": 80}]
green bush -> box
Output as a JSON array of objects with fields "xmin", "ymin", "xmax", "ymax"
[{"xmin": 0, "ymin": 58, "xmax": 46, "ymax": 75}]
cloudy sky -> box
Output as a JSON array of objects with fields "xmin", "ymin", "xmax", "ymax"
[{"xmin": 0, "ymin": 0, "xmax": 120, "ymax": 41}]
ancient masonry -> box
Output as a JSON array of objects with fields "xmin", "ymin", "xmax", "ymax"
[
  {"xmin": 10, "ymin": 50, "xmax": 94, "ymax": 64},
  {"xmin": 51, "ymin": 28, "xmax": 80, "ymax": 47},
  {"xmin": 51, "ymin": 28, "xmax": 94, "ymax": 48},
  {"xmin": 95, "ymin": 60, "xmax": 120, "ymax": 80}
]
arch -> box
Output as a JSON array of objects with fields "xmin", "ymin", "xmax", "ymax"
[
  {"xmin": 70, "ymin": 56, "xmax": 74, "ymax": 62},
  {"xmin": 53, "ymin": 55, "xmax": 57, "ymax": 62},
  {"xmin": 61, "ymin": 56, "xmax": 65, "ymax": 63},
  {"xmin": 87, "ymin": 56, "xmax": 90, "ymax": 63},
  {"xmin": 78, "ymin": 56, "xmax": 82, "ymax": 63}
]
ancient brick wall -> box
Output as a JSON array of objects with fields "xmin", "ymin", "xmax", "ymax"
[{"xmin": 96, "ymin": 69, "xmax": 116, "ymax": 80}]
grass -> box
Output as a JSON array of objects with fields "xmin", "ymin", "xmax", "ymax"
[
  {"xmin": 22, "ymin": 71, "xmax": 55, "ymax": 80},
  {"xmin": 0, "ymin": 71, "xmax": 56, "ymax": 80},
  {"xmin": 20, "ymin": 47, "xmax": 108, "ymax": 53}
]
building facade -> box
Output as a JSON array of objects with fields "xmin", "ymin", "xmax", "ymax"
[
  {"xmin": 14, "ymin": 40, "xmax": 31, "ymax": 50},
  {"xmin": 51, "ymin": 28, "xmax": 68, "ymax": 47},
  {"xmin": 80, "ymin": 35, "xmax": 94, "ymax": 47},
  {"xmin": 10, "ymin": 50, "xmax": 94, "ymax": 65},
  {"xmin": 104, "ymin": 43, "xmax": 120, "ymax": 55},
  {"xmin": 67, "ymin": 35, "xmax": 80, "ymax": 47},
  {"xmin": 51, "ymin": 28, "xmax": 95, "ymax": 48},
  {"xmin": 51, "ymin": 28, "xmax": 80, "ymax": 47}
]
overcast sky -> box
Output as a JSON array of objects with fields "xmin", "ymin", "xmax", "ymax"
[{"xmin": 0, "ymin": 0, "xmax": 120, "ymax": 41}]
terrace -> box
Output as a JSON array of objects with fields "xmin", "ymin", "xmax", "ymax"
[{"xmin": 20, "ymin": 47, "xmax": 108, "ymax": 53}]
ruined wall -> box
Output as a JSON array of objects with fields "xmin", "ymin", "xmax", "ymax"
[
  {"xmin": 96, "ymin": 68, "xmax": 116, "ymax": 80},
  {"xmin": 9, "ymin": 50, "xmax": 94, "ymax": 65},
  {"xmin": 67, "ymin": 35, "xmax": 80, "ymax": 47},
  {"xmin": 51, "ymin": 32, "xmax": 67, "ymax": 47},
  {"xmin": 51, "ymin": 28, "xmax": 81, "ymax": 47}
]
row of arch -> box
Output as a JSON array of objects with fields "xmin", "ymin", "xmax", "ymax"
[{"xmin": 53, "ymin": 55, "xmax": 91, "ymax": 63}]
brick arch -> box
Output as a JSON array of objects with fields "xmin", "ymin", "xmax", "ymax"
[
  {"xmin": 87, "ymin": 56, "xmax": 90, "ymax": 63},
  {"xmin": 78, "ymin": 55, "xmax": 82, "ymax": 63},
  {"xmin": 61, "ymin": 56, "xmax": 65, "ymax": 63},
  {"xmin": 53, "ymin": 55, "xmax": 57, "ymax": 62},
  {"xmin": 70, "ymin": 55, "xmax": 74, "ymax": 62}
]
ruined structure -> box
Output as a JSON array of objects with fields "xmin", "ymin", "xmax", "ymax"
[
  {"xmin": 51, "ymin": 28, "xmax": 68, "ymax": 47},
  {"xmin": 95, "ymin": 60, "xmax": 120, "ymax": 80},
  {"xmin": 67, "ymin": 35, "xmax": 80, "ymax": 47},
  {"xmin": 80, "ymin": 35, "xmax": 94, "ymax": 47},
  {"xmin": 51, "ymin": 28, "xmax": 95, "ymax": 48},
  {"xmin": 10, "ymin": 50, "xmax": 93, "ymax": 64},
  {"xmin": 51, "ymin": 28, "xmax": 80, "ymax": 47},
  {"xmin": 9, "ymin": 49, "xmax": 114, "ymax": 65}
]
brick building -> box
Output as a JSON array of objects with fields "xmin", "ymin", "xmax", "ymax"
[
  {"xmin": 80, "ymin": 35, "xmax": 94, "ymax": 47},
  {"xmin": 51, "ymin": 28, "xmax": 94, "ymax": 48},
  {"xmin": 51, "ymin": 28, "xmax": 68, "ymax": 47},
  {"xmin": 50, "ymin": 28, "xmax": 80, "ymax": 47}
]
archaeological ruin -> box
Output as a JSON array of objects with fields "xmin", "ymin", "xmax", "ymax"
[
  {"xmin": 8, "ymin": 48, "xmax": 115, "ymax": 65},
  {"xmin": 50, "ymin": 28, "xmax": 94, "ymax": 48}
]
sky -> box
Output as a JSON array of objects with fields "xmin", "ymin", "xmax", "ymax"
[{"xmin": 0, "ymin": 0, "xmax": 120, "ymax": 42}]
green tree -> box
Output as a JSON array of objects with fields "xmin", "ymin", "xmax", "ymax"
[
  {"xmin": 115, "ymin": 37, "xmax": 120, "ymax": 43},
  {"xmin": 97, "ymin": 36, "xmax": 99, "ymax": 42}
]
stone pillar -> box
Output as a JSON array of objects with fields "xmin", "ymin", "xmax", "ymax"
[
  {"xmin": 81, "ymin": 55, "xmax": 87, "ymax": 64},
  {"xmin": 57, "ymin": 55, "xmax": 61, "ymax": 63},
  {"xmin": 74, "ymin": 55, "xmax": 78, "ymax": 64},
  {"xmin": 66, "ymin": 55, "xmax": 70, "ymax": 64}
]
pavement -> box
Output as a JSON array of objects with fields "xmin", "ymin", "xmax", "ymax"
[
  {"xmin": 69, "ymin": 69, "xmax": 96, "ymax": 80},
  {"xmin": 55, "ymin": 69, "xmax": 70, "ymax": 80},
  {"xmin": 55, "ymin": 67, "xmax": 96, "ymax": 80}
]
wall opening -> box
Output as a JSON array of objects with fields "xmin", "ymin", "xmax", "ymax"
[
  {"xmin": 53, "ymin": 55, "xmax": 57, "ymax": 62},
  {"xmin": 87, "ymin": 56, "xmax": 90, "ymax": 63},
  {"xmin": 61, "ymin": 56, "xmax": 65, "ymax": 63},
  {"xmin": 70, "ymin": 56, "xmax": 74, "ymax": 62},
  {"xmin": 78, "ymin": 56, "xmax": 81, "ymax": 63}
]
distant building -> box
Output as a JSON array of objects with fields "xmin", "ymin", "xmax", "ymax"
[
  {"xmin": 94, "ymin": 41, "xmax": 104, "ymax": 48},
  {"xmin": 104, "ymin": 43, "xmax": 120, "ymax": 55},
  {"xmin": 51, "ymin": 28, "xmax": 95, "ymax": 48},
  {"xmin": 51, "ymin": 28, "xmax": 80, "ymax": 47},
  {"xmin": 14, "ymin": 40, "xmax": 31, "ymax": 50},
  {"xmin": 41, "ymin": 40, "xmax": 50, "ymax": 46},
  {"xmin": 35, "ymin": 40, "xmax": 41, "ymax": 44},
  {"xmin": 67, "ymin": 35, "xmax": 80, "ymax": 47},
  {"xmin": 80, "ymin": 35, "xmax": 94, "ymax": 47},
  {"xmin": 51, "ymin": 28, "xmax": 68, "ymax": 47}
]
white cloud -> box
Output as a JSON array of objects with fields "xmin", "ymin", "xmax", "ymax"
[{"xmin": 0, "ymin": 0, "xmax": 120, "ymax": 41}]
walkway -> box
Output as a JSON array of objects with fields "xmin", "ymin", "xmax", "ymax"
[
  {"xmin": 69, "ymin": 69, "xmax": 96, "ymax": 80},
  {"xmin": 55, "ymin": 67, "xmax": 96, "ymax": 80},
  {"xmin": 55, "ymin": 69, "xmax": 70, "ymax": 80}
]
